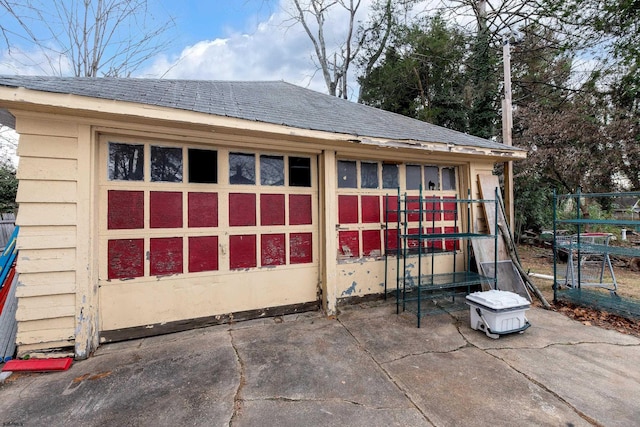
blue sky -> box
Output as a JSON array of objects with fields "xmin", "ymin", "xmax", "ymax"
[{"xmin": 159, "ymin": 1, "xmax": 275, "ymax": 45}]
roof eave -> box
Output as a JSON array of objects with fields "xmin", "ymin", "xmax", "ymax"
[{"xmin": 0, "ymin": 86, "xmax": 527, "ymax": 160}]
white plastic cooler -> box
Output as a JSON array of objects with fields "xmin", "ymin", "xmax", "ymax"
[{"xmin": 466, "ymin": 290, "xmax": 531, "ymax": 339}]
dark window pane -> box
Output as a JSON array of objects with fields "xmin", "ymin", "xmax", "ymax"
[
  {"xmin": 260, "ymin": 155, "xmax": 284, "ymax": 186},
  {"xmin": 406, "ymin": 165, "xmax": 421, "ymax": 190},
  {"xmin": 442, "ymin": 167, "xmax": 456, "ymax": 190},
  {"xmin": 151, "ymin": 146, "xmax": 183, "ymax": 182},
  {"xmin": 338, "ymin": 160, "xmax": 357, "ymax": 188},
  {"xmin": 108, "ymin": 142, "xmax": 144, "ymax": 181},
  {"xmin": 229, "ymin": 152, "xmax": 255, "ymax": 185},
  {"xmin": 382, "ymin": 164, "xmax": 399, "ymax": 189},
  {"xmin": 361, "ymin": 162, "xmax": 379, "ymax": 189},
  {"xmin": 425, "ymin": 166, "xmax": 440, "ymax": 191},
  {"xmin": 289, "ymin": 157, "xmax": 311, "ymax": 187},
  {"xmin": 188, "ymin": 149, "xmax": 217, "ymax": 183}
]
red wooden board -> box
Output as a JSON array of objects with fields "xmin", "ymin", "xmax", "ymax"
[
  {"xmin": 362, "ymin": 230, "xmax": 381, "ymax": 256},
  {"xmin": 150, "ymin": 237, "xmax": 183, "ymax": 275},
  {"xmin": 289, "ymin": 194, "xmax": 312, "ymax": 225},
  {"xmin": 383, "ymin": 195, "xmax": 398, "ymax": 223},
  {"xmin": 361, "ymin": 195, "xmax": 380, "ymax": 223},
  {"xmin": 188, "ymin": 236, "xmax": 219, "ymax": 272},
  {"xmin": 424, "ymin": 195, "xmax": 442, "ymax": 221},
  {"xmin": 338, "ymin": 231, "xmax": 359, "ymax": 258},
  {"xmin": 443, "ymin": 196, "xmax": 457, "ymax": 220},
  {"xmin": 260, "ymin": 194, "xmax": 285, "ymax": 226},
  {"xmin": 290, "ymin": 232, "xmax": 312, "ymax": 264},
  {"xmin": 445, "ymin": 226, "xmax": 460, "ymax": 251},
  {"xmin": 229, "ymin": 234, "xmax": 257, "ymax": 269},
  {"xmin": 108, "ymin": 190, "xmax": 144, "ymax": 229},
  {"xmin": 108, "ymin": 239, "xmax": 144, "ymax": 279},
  {"xmin": 2, "ymin": 357, "xmax": 73, "ymax": 372},
  {"xmin": 229, "ymin": 193, "xmax": 256, "ymax": 227},
  {"xmin": 407, "ymin": 228, "xmax": 422, "ymax": 249},
  {"xmin": 188, "ymin": 192, "xmax": 218, "ymax": 228},
  {"xmin": 427, "ymin": 227, "xmax": 443, "ymax": 249},
  {"xmin": 384, "ymin": 228, "xmax": 399, "ymax": 252},
  {"xmin": 406, "ymin": 197, "xmax": 421, "ymax": 222},
  {"xmin": 261, "ymin": 234, "xmax": 286, "ymax": 266},
  {"xmin": 338, "ymin": 195, "xmax": 358, "ymax": 224},
  {"xmin": 150, "ymin": 191, "xmax": 183, "ymax": 228}
]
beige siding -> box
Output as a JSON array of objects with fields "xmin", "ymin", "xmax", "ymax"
[
  {"xmin": 17, "ymin": 181, "xmax": 77, "ymax": 203},
  {"xmin": 16, "ymin": 294, "xmax": 76, "ymax": 321},
  {"xmin": 14, "ymin": 115, "xmax": 80, "ymax": 355},
  {"xmin": 16, "ymin": 157, "xmax": 78, "ymax": 181},
  {"xmin": 16, "ymin": 226, "xmax": 77, "ymax": 250},
  {"xmin": 17, "ymin": 135, "xmax": 78, "ymax": 159},
  {"xmin": 17, "ymin": 317, "xmax": 75, "ymax": 343}
]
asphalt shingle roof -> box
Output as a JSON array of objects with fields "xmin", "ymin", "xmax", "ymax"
[{"xmin": 0, "ymin": 76, "xmax": 519, "ymax": 152}]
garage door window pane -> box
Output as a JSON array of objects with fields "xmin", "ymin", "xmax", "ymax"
[
  {"xmin": 188, "ymin": 149, "xmax": 217, "ymax": 183},
  {"xmin": 361, "ymin": 162, "xmax": 379, "ymax": 189},
  {"xmin": 406, "ymin": 165, "xmax": 421, "ymax": 190},
  {"xmin": 289, "ymin": 157, "xmax": 311, "ymax": 187},
  {"xmin": 442, "ymin": 167, "xmax": 456, "ymax": 190},
  {"xmin": 260, "ymin": 155, "xmax": 284, "ymax": 186},
  {"xmin": 338, "ymin": 160, "xmax": 357, "ymax": 188},
  {"xmin": 230, "ymin": 153, "xmax": 256, "ymax": 184},
  {"xmin": 151, "ymin": 146, "xmax": 183, "ymax": 182},
  {"xmin": 424, "ymin": 166, "xmax": 439, "ymax": 191},
  {"xmin": 108, "ymin": 142, "xmax": 144, "ymax": 181},
  {"xmin": 382, "ymin": 164, "xmax": 399, "ymax": 189}
]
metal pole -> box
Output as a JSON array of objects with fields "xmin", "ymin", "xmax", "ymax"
[{"xmin": 502, "ymin": 35, "xmax": 515, "ymax": 235}]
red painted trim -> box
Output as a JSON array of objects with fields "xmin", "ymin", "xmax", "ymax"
[{"xmin": 2, "ymin": 358, "xmax": 73, "ymax": 372}]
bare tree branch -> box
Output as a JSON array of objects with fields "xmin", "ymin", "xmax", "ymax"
[{"xmin": 0, "ymin": 0, "xmax": 175, "ymax": 77}]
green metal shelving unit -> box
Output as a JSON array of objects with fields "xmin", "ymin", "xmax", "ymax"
[
  {"xmin": 384, "ymin": 187, "xmax": 499, "ymax": 327},
  {"xmin": 552, "ymin": 190, "xmax": 640, "ymax": 316}
]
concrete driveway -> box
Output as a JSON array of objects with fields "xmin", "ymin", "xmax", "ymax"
[{"xmin": 0, "ymin": 300, "xmax": 638, "ymax": 426}]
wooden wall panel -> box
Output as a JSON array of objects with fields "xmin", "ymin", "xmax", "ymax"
[
  {"xmin": 16, "ymin": 203, "xmax": 77, "ymax": 226},
  {"xmin": 16, "ymin": 248, "xmax": 76, "ymax": 273},
  {"xmin": 17, "ymin": 135, "xmax": 78, "ymax": 159},
  {"xmin": 16, "ymin": 294, "xmax": 76, "ymax": 321},
  {"xmin": 15, "ymin": 117, "xmax": 78, "ymax": 138},
  {"xmin": 16, "ymin": 180, "xmax": 77, "ymax": 203},
  {"xmin": 16, "ymin": 157, "xmax": 77, "ymax": 181},
  {"xmin": 17, "ymin": 226, "xmax": 76, "ymax": 250}
]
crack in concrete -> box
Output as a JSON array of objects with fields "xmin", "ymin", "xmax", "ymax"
[
  {"xmin": 229, "ymin": 330, "xmax": 246, "ymax": 426},
  {"xmin": 243, "ymin": 396, "xmax": 414, "ymax": 411},
  {"xmin": 339, "ymin": 318, "xmax": 436, "ymax": 426},
  {"xmin": 484, "ymin": 349, "xmax": 602, "ymax": 426}
]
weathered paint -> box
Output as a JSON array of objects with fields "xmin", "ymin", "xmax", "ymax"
[
  {"xmin": 338, "ymin": 231, "xmax": 359, "ymax": 258},
  {"xmin": 108, "ymin": 239, "xmax": 144, "ymax": 279},
  {"xmin": 290, "ymin": 232, "xmax": 312, "ymax": 264},
  {"xmin": 99, "ymin": 267, "xmax": 319, "ymax": 331},
  {"xmin": 261, "ymin": 233, "xmax": 286, "ymax": 266},
  {"xmin": 362, "ymin": 230, "xmax": 381, "ymax": 257},
  {"xmin": 149, "ymin": 237, "xmax": 183, "ymax": 275}
]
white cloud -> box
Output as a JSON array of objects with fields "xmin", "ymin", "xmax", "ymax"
[
  {"xmin": 0, "ymin": 47, "xmax": 72, "ymax": 76},
  {"xmin": 140, "ymin": 0, "xmax": 392, "ymax": 97},
  {"xmin": 140, "ymin": 9, "xmax": 327, "ymax": 93}
]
